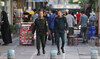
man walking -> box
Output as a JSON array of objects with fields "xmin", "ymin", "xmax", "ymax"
[
  {"xmin": 32, "ymin": 11, "xmax": 49, "ymax": 56},
  {"xmin": 76, "ymin": 11, "xmax": 81, "ymax": 24},
  {"xmin": 48, "ymin": 10, "xmax": 56, "ymax": 45},
  {"xmin": 32, "ymin": 9, "xmax": 38, "ymax": 23},
  {"xmin": 66, "ymin": 11, "xmax": 74, "ymax": 37},
  {"xmin": 53, "ymin": 11, "xmax": 69, "ymax": 55},
  {"xmin": 77, "ymin": 11, "xmax": 88, "ymax": 43}
]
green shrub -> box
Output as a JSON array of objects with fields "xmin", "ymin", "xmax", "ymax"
[{"xmin": 10, "ymin": 25, "xmax": 15, "ymax": 33}]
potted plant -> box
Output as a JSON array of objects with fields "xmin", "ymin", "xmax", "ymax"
[{"xmin": 10, "ymin": 25, "xmax": 15, "ymax": 37}]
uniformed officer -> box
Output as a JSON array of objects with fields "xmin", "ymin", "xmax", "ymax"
[
  {"xmin": 53, "ymin": 11, "xmax": 69, "ymax": 55},
  {"xmin": 32, "ymin": 11, "xmax": 49, "ymax": 56}
]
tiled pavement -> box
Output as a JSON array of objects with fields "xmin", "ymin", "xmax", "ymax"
[{"xmin": 0, "ymin": 36, "xmax": 100, "ymax": 59}]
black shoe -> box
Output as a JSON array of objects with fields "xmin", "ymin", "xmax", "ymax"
[
  {"xmin": 37, "ymin": 53, "xmax": 40, "ymax": 56},
  {"xmin": 2, "ymin": 43, "xmax": 9, "ymax": 46},
  {"xmin": 52, "ymin": 43, "xmax": 54, "ymax": 45},
  {"xmin": 57, "ymin": 51, "xmax": 61, "ymax": 55},
  {"xmin": 61, "ymin": 47, "xmax": 65, "ymax": 53},
  {"xmin": 43, "ymin": 49, "xmax": 45, "ymax": 54},
  {"xmin": 10, "ymin": 42, "xmax": 12, "ymax": 43},
  {"xmin": 37, "ymin": 50, "xmax": 40, "ymax": 56}
]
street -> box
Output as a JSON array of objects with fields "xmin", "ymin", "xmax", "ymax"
[
  {"xmin": 0, "ymin": 0, "xmax": 100, "ymax": 59},
  {"xmin": 0, "ymin": 35, "xmax": 100, "ymax": 59}
]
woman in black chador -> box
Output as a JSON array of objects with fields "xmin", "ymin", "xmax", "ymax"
[{"xmin": 1, "ymin": 11, "xmax": 12, "ymax": 45}]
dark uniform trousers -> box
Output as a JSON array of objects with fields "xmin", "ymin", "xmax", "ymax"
[
  {"xmin": 36, "ymin": 33, "xmax": 45, "ymax": 50},
  {"xmin": 55, "ymin": 30, "xmax": 65, "ymax": 49},
  {"xmin": 32, "ymin": 18, "xmax": 49, "ymax": 50}
]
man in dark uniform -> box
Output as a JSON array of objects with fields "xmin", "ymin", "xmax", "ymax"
[
  {"xmin": 53, "ymin": 11, "xmax": 69, "ymax": 55},
  {"xmin": 32, "ymin": 11, "xmax": 49, "ymax": 56}
]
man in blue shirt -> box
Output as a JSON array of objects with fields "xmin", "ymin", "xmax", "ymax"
[
  {"xmin": 78, "ymin": 11, "xmax": 88, "ymax": 43},
  {"xmin": 48, "ymin": 10, "xmax": 56, "ymax": 45}
]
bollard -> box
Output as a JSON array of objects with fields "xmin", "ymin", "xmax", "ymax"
[
  {"xmin": 91, "ymin": 50, "xmax": 98, "ymax": 59},
  {"xmin": 8, "ymin": 50, "xmax": 15, "ymax": 59},
  {"xmin": 50, "ymin": 50, "xmax": 58, "ymax": 59}
]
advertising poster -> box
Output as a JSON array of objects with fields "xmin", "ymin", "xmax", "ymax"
[{"xmin": 20, "ymin": 22, "xmax": 34, "ymax": 45}]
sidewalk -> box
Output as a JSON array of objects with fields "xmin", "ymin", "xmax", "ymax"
[{"xmin": 0, "ymin": 35, "xmax": 100, "ymax": 59}]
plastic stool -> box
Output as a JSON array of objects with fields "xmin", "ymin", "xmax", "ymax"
[
  {"xmin": 68, "ymin": 35, "xmax": 78, "ymax": 46},
  {"xmin": 90, "ymin": 36, "xmax": 99, "ymax": 46}
]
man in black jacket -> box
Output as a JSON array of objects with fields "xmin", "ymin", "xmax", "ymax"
[{"xmin": 53, "ymin": 11, "xmax": 69, "ymax": 55}]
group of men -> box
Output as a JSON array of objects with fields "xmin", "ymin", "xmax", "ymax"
[
  {"xmin": 32, "ymin": 9, "xmax": 89, "ymax": 56},
  {"xmin": 0, "ymin": 9, "xmax": 89, "ymax": 56},
  {"xmin": 32, "ymin": 10, "xmax": 69, "ymax": 56}
]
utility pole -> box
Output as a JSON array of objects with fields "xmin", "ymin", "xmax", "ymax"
[
  {"xmin": 0, "ymin": 0, "xmax": 1, "ymax": 8},
  {"xmin": 9, "ymin": 0, "xmax": 13, "ymax": 24},
  {"xmin": 98, "ymin": 0, "xmax": 100, "ymax": 37}
]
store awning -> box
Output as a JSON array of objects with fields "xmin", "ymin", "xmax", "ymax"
[
  {"xmin": 33, "ymin": 0, "xmax": 45, "ymax": 2},
  {"xmin": 51, "ymin": 4, "xmax": 81, "ymax": 9},
  {"xmin": 26, "ymin": 11, "xmax": 34, "ymax": 15}
]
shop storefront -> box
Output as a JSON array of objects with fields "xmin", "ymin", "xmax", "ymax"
[{"xmin": 0, "ymin": 0, "xmax": 13, "ymax": 25}]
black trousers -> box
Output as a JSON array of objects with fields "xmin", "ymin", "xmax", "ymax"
[{"xmin": 81, "ymin": 27, "xmax": 87, "ymax": 41}]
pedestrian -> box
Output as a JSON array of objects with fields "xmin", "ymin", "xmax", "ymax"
[
  {"xmin": 0, "ymin": 9, "xmax": 2, "ymax": 45},
  {"xmin": 28, "ymin": 14, "xmax": 32, "ymax": 22},
  {"xmin": 53, "ymin": 11, "xmax": 69, "ymax": 55},
  {"xmin": 48, "ymin": 10, "xmax": 56, "ymax": 45},
  {"xmin": 32, "ymin": 9, "xmax": 38, "ymax": 23},
  {"xmin": 23, "ymin": 12, "xmax": 29, "ymax": 22},
  {"xmin": 66, "ymin": 11, "xmax": 74, "ymax": 38},
  {"xmin": 43, "ymin": 11, "xmax": 49, "ymax": 44},
  {"xmin": 32, "ymin": 10, "xmax": 49, "ymax": 56},
  {"xmin": 89, "ymin": 13, "xmax": 96, "ymax": 26},
  {"xmin": 47, "ymin": 10, "xmax": 52, "ymax": 17},
  {"xmin": 77, "ymin": 11, "xmax": 88, "ymax": 43},
  {"xmin": 43, "ymin": 11, "xmax": 48, "ymax": 20},
  {"xmin": 62, "ymin": 11, "xmax": 67, "ymax": 17},
  {"xmin": 76, "ymin": 11, "xmax": 81, "ymax": 25},
  {"xmin": 1, "ymin": 11, "xmax": 12, "ymax": 45}
]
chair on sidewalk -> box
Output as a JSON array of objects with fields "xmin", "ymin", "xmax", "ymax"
[
  {"xmin": 90, "ymin": 36, "xmax": 99, "ymax": 46},
  {"xmin": 68, "ymin": 35, "xmax": 78, "ymax": 46}
]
